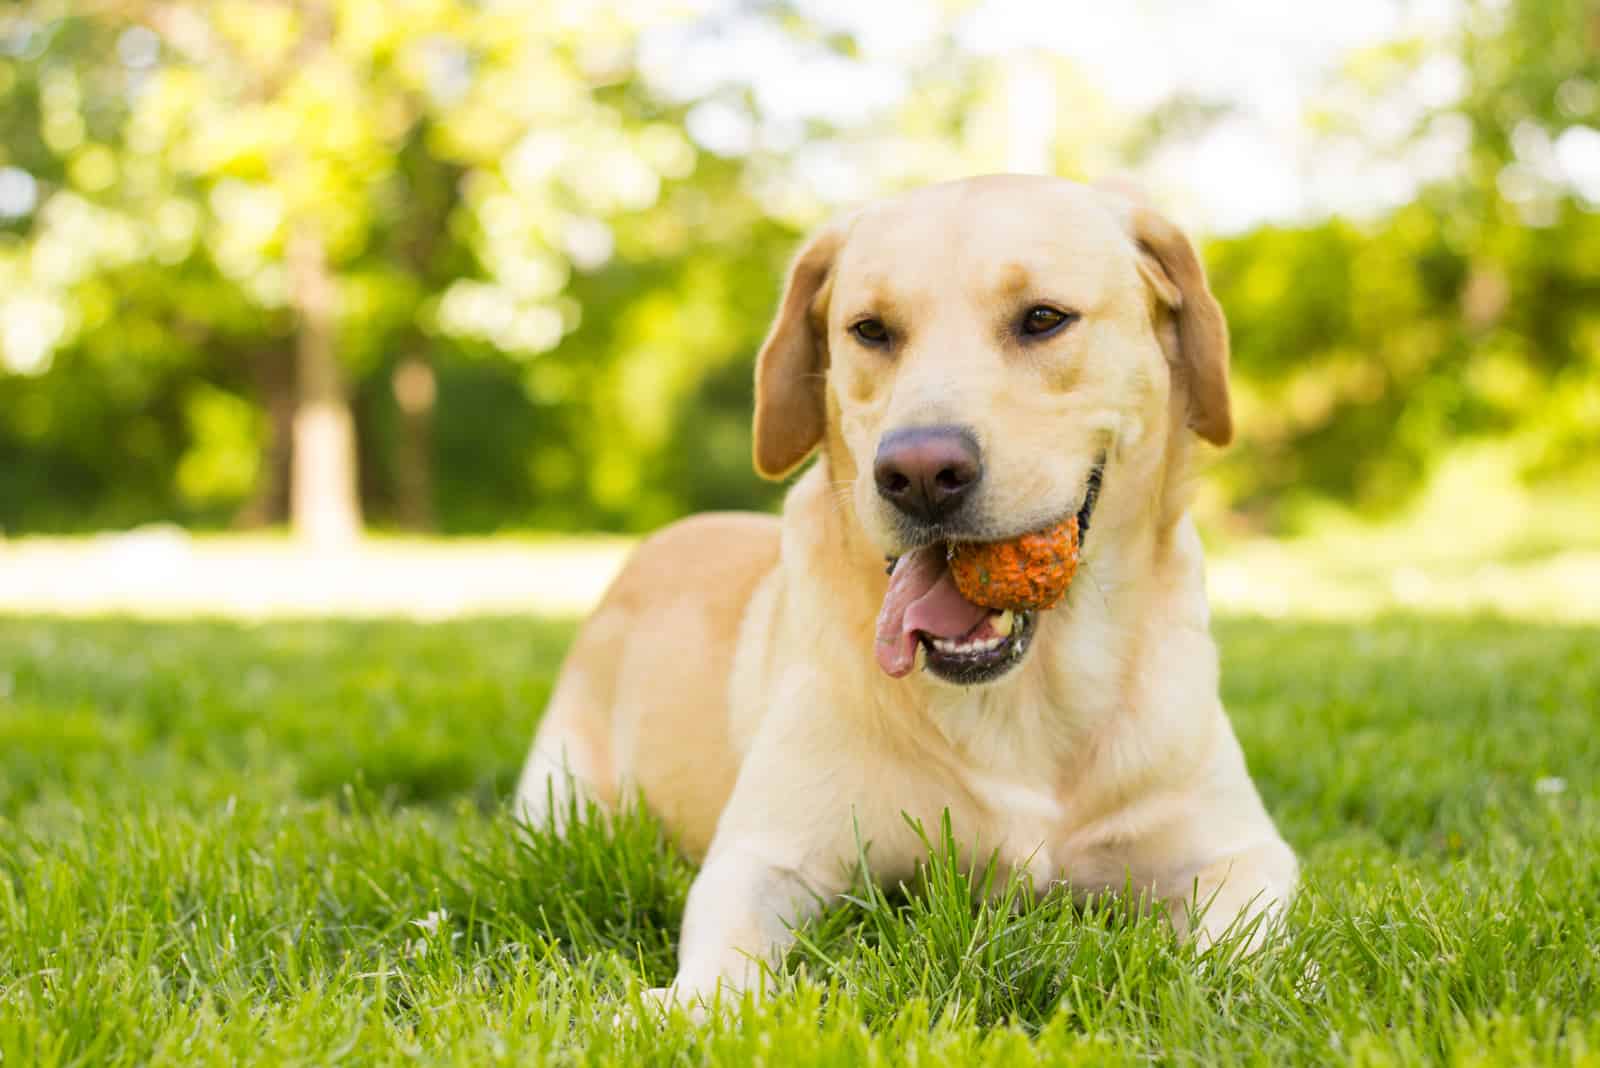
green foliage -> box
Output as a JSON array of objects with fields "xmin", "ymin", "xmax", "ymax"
[
  {"xmin": 2, "ymin": 613, "xmax": 1599, "ymax": 1063},
  {"xmin": 0, "ymin": 0, "xmax": 1597, "ymax": 534},
  {"xmin": 1205, "ymin": 0, "xmax": 1600, "ymax": 527},
  {"xmin": 1212, "ymin": 193, "xmax": 1600, "ymax": 529}
]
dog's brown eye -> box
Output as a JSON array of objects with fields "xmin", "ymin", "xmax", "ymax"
[
  {"xmin": 1021, "ymin": 306, "xmax": 1075, "ymax": 336},
  {"xmin": 851, "ymin": 318, "xmax": 890, "ymax": 345}
]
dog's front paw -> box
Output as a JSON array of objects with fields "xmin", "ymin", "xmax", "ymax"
[
  {"xmin": 614, "ymin": 985, "xmax": 710, "ymax": 1027},
  {"xmin": 640, "ymin": 986, "xmax": 680, "ymax": 1013}
]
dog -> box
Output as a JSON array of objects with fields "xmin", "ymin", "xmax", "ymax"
[{"xmin": 515, "ymin": 174, "xmax": 1297, "ymax": 1008}]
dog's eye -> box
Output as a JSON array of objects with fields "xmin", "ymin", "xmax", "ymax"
[
  {"xmin": 1021, "ymin": 306, "xmax": 1076, "ymax": 337},
  {"xmin": 850, "ymin": 318, "xmax": 890, "ymax": 346}
]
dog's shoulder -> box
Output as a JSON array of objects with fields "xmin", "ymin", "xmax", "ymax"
[{"xmin": 620, "ymin": 511, "xmax": 779, "ymax": 589}]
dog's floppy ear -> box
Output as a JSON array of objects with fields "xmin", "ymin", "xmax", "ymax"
[
  {"xmin": 752, "ymin": 221, "xmax": 849, "ymax": 480},
  {"xmin": 1098, "ymin": 180, "xmax": 1233, "ymax": 446}
]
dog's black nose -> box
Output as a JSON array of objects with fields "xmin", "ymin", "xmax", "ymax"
[{"xmin": 873, "ymin": 425, "xmax": 981, "ymax": 524}]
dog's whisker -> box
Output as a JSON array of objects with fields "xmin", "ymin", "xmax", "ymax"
[
  {"xmin": 827, "ymin": 481, "xmax": 858, "ymax": 509},
  {"xmin": 1081, "ymin": 560, "xmax": 1113, "ymax": 615}
]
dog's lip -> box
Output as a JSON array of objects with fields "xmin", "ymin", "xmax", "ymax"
[
  {"xmin": 920, "ymin": 608, "xmax": 1035, "ymax": 684},
  {"xmin": 1074, "ymin": 458, "xmax": 1104, "ymax": 543}
]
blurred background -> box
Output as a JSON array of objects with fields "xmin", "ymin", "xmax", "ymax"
[{"xmin": 0, "ymin": 0, "xmax": 1597, "ymax": 620}]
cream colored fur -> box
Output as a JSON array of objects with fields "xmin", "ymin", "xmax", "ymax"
[{"xmin": 514, "ymin": 174, "xmax": 1296, "ymax": 1009}]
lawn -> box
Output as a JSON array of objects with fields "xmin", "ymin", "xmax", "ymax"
[{"xmin": 2, "ymin": 613, "xmax": 1598, "ymax": 1066}]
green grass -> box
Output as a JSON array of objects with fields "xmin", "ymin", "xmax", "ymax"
[{"xmin": 2, "ymin": 614, "xmax": 1598, "ymax": 1066}]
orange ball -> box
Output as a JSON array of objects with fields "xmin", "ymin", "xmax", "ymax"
[{"xmin": 948, "ymin": 516, "xmax": 1080, "ymax": 611}]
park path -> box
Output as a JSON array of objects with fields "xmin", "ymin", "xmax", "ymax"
[
  {"xmin": 0, "ymin": 530, "xmax": 633, "ymax": 620},
  {"xmin": 1, "ymin": 527, "xmax": 1596, "ymax": 622}
]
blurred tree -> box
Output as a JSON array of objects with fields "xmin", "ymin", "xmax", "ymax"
[
  {"xmin": 1205, "ymin": 0, "xmax": 1600, "ymax": 528},
  {"xmin": 0, "ymin": 0, "xmax": 700, "ymax": 541},
  {"xmin": 0, "ymin": 0, "xmax": 1594, "ymax": 538}
]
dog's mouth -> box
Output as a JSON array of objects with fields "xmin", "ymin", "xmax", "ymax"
[
  {"xmin": 875, "ymin": 577, "xmax": 1037, "ymax": 685},
  {"xmin": 874, "ymin": 462, "xmax": 1102, "ymax": 686}
]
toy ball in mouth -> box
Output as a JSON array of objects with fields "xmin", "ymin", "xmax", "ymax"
[{"xmin": 947, "ymin": 515, "xmax": 1080, "ymax": 612}]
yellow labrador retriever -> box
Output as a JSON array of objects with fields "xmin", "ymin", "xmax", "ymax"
[{"xmin": 515, "ymin": 174, "xmax": 1296, "ymax": 1006}]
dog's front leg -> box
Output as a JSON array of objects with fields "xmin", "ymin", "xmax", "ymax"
[
  {"xmin": 1167, "ymin": 837, "xmax": 1298, "ymax": 951},
  {"xmin": 651, "ymin": 838, "xmax": 842, "ymax": 1010},
  {"xmin": 642, "ymin": 693, "xmax": 881, "ymax": 1014}
]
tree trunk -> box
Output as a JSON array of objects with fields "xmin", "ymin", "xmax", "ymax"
[
  {"xmin": 234, "ymin": 346, "xmax": 295, "ymax": 529},
  {"xmin": 287, "ymin": 226, "xmax": 362, "ymax": 547},
  {"xmin": 391, "ymin": 353, "xmax": 436, "ymax": 530}
]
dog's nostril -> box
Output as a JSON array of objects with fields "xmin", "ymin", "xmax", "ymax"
[
  {"xmin": 885, "ymin": 472, "xmax": 911, "ymax": 494},
  {"xmin": 934, "ymin": 467, "xmax": 964, "ymax": 491}
]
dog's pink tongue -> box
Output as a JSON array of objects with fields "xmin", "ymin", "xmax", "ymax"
[{"xmin": 874, "ymin": 546, "xmax": 991, "ymax": 678}]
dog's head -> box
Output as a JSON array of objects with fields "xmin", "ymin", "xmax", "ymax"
[{"xmin": 752, "ymin": 175, "xmax": 1231, "ymax": 685}]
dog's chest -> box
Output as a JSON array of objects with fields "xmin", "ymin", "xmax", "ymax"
[
  {"xmin": 924, "ymin": 683, "xmax": 1137, "ymax": 890},
  {"xmin": 941, "ymin": 728, "xmax": 1079, "ymax": 890},
  {"xmin": 959, "ymin": 769, "xmax": 1064, "ymax": 872}
]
